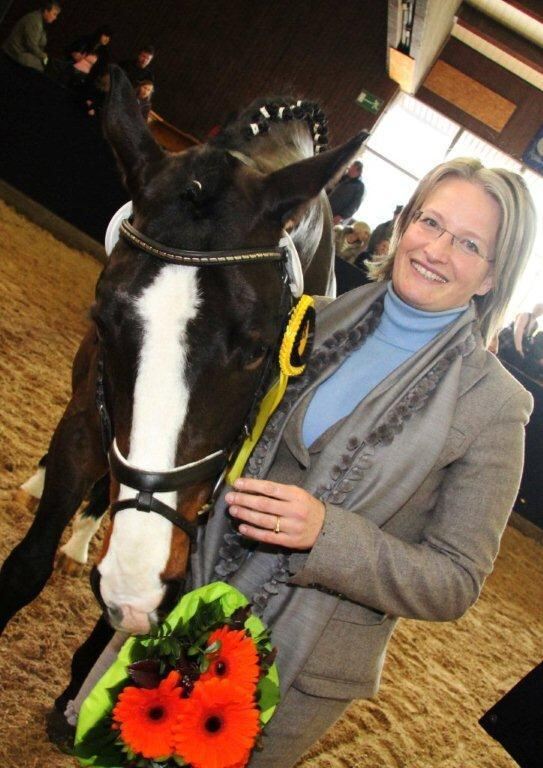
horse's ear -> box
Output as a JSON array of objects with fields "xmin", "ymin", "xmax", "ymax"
[
  {"xmin": 103, "ymin": 65, "xmax": 165, "ymax": 196},
  {"xmin": 262, "ymin": 131, "xmax": 369, "ymax": 223}
]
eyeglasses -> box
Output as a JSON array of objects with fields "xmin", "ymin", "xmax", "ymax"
[{"xmin": 411, "ymin": 210, "xmax": 494, "ymax": 262}]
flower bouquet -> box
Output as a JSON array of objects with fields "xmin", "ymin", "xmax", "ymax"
[{"xmin": 73, "ymin": 582, "xmax": 280, "ymax": 768}]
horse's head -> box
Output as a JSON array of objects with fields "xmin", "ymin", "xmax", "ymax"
[{"xmin": 92, "ymin": 66, "xmax": 366, "ymax": 633}]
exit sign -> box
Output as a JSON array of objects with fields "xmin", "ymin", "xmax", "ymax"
[{"xmin": 356, "ymin": 89, "xmax": 384, "ymax": 115}]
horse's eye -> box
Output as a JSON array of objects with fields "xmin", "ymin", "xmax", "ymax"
[
  {"xmin": 243, "ymin": 344, "xmax": 268, "ymax": 371},
  {"xmin": 182, "ymin": 180, "xmax": 203, "ymax": 203}
]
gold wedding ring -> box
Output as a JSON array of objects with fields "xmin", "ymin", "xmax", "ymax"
[{"xmin": 274, "ymin": 515, "xmax": 281, "ymax": 534}]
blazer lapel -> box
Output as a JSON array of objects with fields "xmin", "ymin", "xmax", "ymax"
[{"xmin": 282, "ymin": 286, "xmax": 482, "ymax": 470}]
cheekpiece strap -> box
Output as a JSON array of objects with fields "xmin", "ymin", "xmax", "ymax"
[
  {"xmin": 95, "ymin": 353, "xmax": 113, "ymax": 454},
  {"xmin": 119, "ymin": 220, "xmax": 285, "ymax": 266}
]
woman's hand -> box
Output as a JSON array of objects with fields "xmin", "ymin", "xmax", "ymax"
[{"xmin": 225, "ymin": 477, "xmax": 325, "ymax": 550}]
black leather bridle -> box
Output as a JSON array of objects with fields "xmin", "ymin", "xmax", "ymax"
[
  {"xmin": 119, "ymin": 219, "xmax": 286, "ymax": 266},
  {"xmin": 96, "ymin": 219, "xmax": 294, "ymax": 540}
]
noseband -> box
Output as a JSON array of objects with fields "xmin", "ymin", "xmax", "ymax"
[
  {"xmin": 98, "ymin": 218, "xmax": 295, "ymax": 540},
  {"xmin": 108, "ymin": 439, "xmax": 227, "ymax": 541}
]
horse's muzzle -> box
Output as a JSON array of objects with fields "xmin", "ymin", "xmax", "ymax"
[{"xmin": 90, "ymin": 565, "xmax": 185, "ymax": 633}]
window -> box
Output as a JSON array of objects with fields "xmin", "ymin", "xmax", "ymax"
[
  {"xmin": 366, "ymin": 93, "xmax": 460, "ymax": 178},
  {"xmin": 445, "ymin": 132, "xmax": 522, "ymax": 172},
  {"xmin": 355, "ymin": 152, "xmax": 417, "ymax": 230}
]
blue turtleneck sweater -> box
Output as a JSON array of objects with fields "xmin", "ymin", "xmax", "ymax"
[{"xmin": 302, "ymin": 284, "xmax": 467, "ymax": 447}]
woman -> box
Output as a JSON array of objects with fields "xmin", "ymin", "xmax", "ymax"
[{"xmin": 190, "ymin": 157, "xmax": 536, "ymax": 766}]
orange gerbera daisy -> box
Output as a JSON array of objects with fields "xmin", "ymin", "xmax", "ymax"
[
  {"xmin": 172, "ymin": 677, "xmax": 260, "ymax": 768},
  {"xmin": 199, "ymin": 627, "xmax": 259, "ymax": 690},
  {"xmin": 112, "ymin": 670, "xmax": 183, "ymax": 758}
]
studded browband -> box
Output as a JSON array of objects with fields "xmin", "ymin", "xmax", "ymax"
[{"xmin": 119, "ymin": 219, "xmax": 285, "ymax": 266}]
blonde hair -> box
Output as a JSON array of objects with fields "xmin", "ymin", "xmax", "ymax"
[
  {"xmin": 351, "ymin": 220, "xmax": 371, "ymax": 243},
  {"xmin": 365, "ymin": 158, "xmax": 536, "ymax": 346}
]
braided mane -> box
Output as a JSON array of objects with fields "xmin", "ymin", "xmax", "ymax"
[
  {"xmin": 209, "ymin": 96, "xmax": 329, "ymax": 173},
  {"xmin": 208, "ymin": 95, "xmax": 336, "ymax": 294}
]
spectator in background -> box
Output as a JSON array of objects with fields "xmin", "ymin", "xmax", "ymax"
[
  {"xmin": 334, "ymin": 220, "xmax": 371, "ymax": 265},
  {"xmin": 2, "ymin": 1, "xmax": 61, "ymax": 73},
  {"xmin": 510, "ymin": 304, "xmax": 543, "ymax": 359},
  {"xmin": 528, "ymin": 334, "xmax": 543, "ymax": 381},
  {"xmin": 121, "ymin": 45, "xmax": 155, "ymax": 86},
  {"xmin": 354, "ymin": 207, "xmax": 403, "ymax": 273},
  {"xmin": 497, "ymin": 303, "xmax": 543, "ymax": 381},
  {"xmin": 327, "ymin": 160, "xmax": 365, "ymax": 224},
  {"xmin": 365, "ymin": 204, "xmax": 403, "ymax": 257},
  {"xmin": 66, "ymin": 25, "xmax": 112, "ymax": 87},
  {"xmin": 84, "ymin": 68, "xmax": 110, "ymax": 118},
  {"xmin": 135, "ymin": 78, "xmax": 154, "ymax": 122}
]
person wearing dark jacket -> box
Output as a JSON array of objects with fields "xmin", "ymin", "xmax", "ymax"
[
  {"xmin": 327, "ymin": 160, "xmax": 365, "ymax": 224},
  {"xmin": 365, "ymin": 204, "xmax": 403, "ymax": 256},
  {"xmin": 497, "ymin": 304, "xmax": 543, "ymax": 381},
  {"xmin": 67, "ymin": 25, "xmax": 112, "ymax": 66},
  {"xmin": 120, "ymin": 45, "xmax": 155, "ymax": 86},
  {"xmin": 65, "ymin": 25, "xmax": 112, "ymax": 87}
]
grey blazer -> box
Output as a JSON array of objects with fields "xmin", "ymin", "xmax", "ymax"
[{"xmin": 192, "ymin": 282, "xmax": 533, "ymax": 701}]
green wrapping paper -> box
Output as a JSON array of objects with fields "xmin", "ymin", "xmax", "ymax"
[{"xmin": 74, "ymin": 581, "xmax": 280, "ymax": 767}]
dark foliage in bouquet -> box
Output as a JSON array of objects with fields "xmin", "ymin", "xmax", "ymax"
[{"xmin": 73, "ymin": 583, "xmax": 279, "ymax": 768}]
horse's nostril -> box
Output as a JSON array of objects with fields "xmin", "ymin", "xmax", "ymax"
[{"xmin": 108, "ymin": 604, "xmax": 123, "ymax": 624}]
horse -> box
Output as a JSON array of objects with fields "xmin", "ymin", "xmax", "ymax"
[{"xmin": 0, "ymin": 65, "xmax": 366, "ymax": 657}]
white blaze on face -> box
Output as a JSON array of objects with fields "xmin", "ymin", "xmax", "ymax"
[{"xmin": 98, "ymin": 265, "xmax": 200, "ymax": 623}]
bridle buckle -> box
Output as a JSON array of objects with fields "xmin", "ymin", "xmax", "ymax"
[{"xmin": 136, "ymin": 491, "xmax": 153, "ymax": 511}]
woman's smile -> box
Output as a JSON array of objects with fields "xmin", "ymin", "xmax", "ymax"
[
  {"xmin": 410, "ymin": 259, "xmax": 448, "ymax": 284},
  {"xmin": 392, "ymin": 178, "xmax": 498, "ymax": 312}
]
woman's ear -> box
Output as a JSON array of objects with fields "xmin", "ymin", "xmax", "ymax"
[{"xmin": 475, "ymin": 265, "xmax": 495, "ymax": 297}]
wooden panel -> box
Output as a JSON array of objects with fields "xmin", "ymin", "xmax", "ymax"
[
  {"xmin": 417, "ymin": 37, "xmax": 543, "ymax": 160},
  {"xmin": 388, "ymin": 47, "xmax": 416, "ymax": 93},
  {"xmin": 0, "ymin": 0, "xmax": 398, "ymax": 145},
  {"xmin": 424, "ymin": 60, "xmax": 516, "ymax": 131},
  {"xmin": 148, "ymin": 112, "xmax": 199, "ymax": 152}
]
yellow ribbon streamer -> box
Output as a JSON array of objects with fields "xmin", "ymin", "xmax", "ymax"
[{"xmin": 226, "ymin": 295, "xmax": 315, "ymax": 484}]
